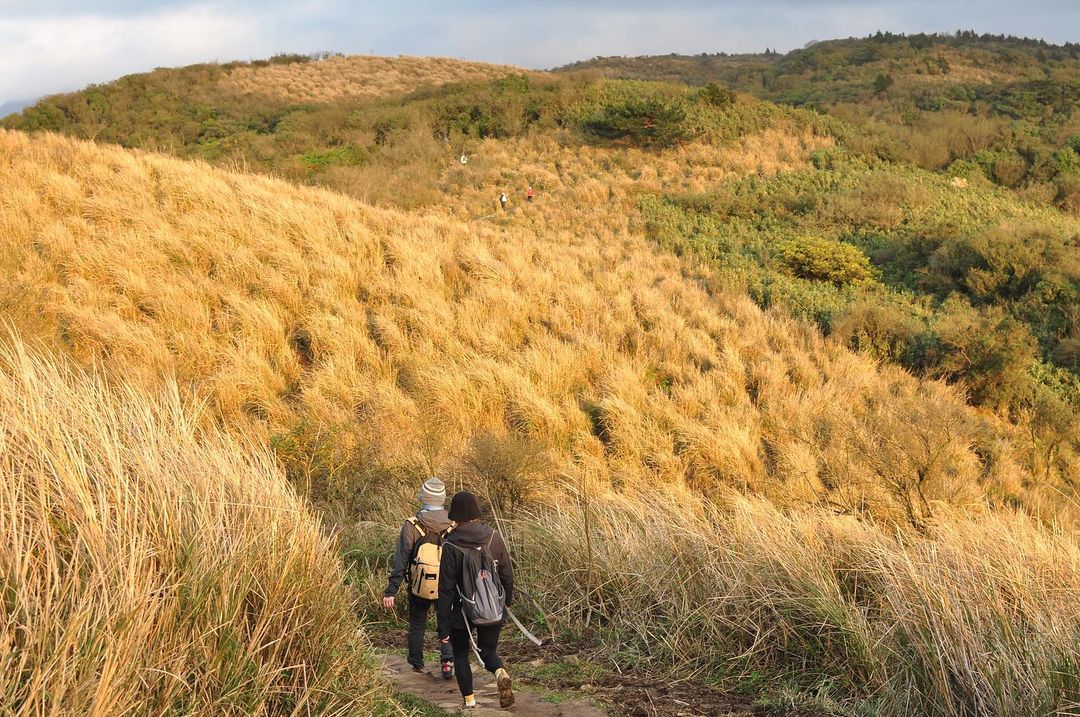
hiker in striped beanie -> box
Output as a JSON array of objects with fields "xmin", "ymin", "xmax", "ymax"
[{"xmin": 382, "ymin": 477, "xmax": 455, "ymax": 680}]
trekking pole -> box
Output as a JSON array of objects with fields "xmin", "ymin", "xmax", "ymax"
[
  {"xmin": 506, "ymin": 607, "xmax": 543, "ymax": 647},
  {"xmin": 503, "ymin": 585, "xmax": 554, "ymax": 646},
  {"xmin": 460, "ymin": 609, "xmax": 485, "ymax": 664}
]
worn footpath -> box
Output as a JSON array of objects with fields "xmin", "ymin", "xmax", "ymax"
[{"xmin": 380, "ymin": 654, "xmax": 607, "ymax": 716}]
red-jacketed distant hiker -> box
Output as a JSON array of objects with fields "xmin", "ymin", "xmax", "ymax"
[
  {"xmin": 382, "ymin": 477, "xmax": 456, "ymax": 680},
  {"xmin": 525, "ymin": 185, "xmax": 534, "ymax": 203},
  {"xmin": 438, "ymin": 491, "xmax": 516, "ymax": 709}
]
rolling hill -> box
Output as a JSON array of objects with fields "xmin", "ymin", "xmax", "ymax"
[
  {"xmin": 561, "ymin": 32, "xmax": 1080, "ymax": 206},
  {"xmin": 3, "ymin": 47, "xmax": 1080, "ymax": 715}
]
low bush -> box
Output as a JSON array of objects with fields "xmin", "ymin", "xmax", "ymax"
[
  {"xmin": 580, "ymin": 94, "xmax": 696, "ymax": 147},
  {"xmin": 931, "ymin": 298, "xmax": 1039, "ymax": 409},
  {"xmin": 774, "ymin": 235, "xmax": 876, "ymax": 285}
]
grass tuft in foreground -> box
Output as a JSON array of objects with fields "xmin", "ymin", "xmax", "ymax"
[{"xmin": 0, "ymin": 336, "xmax": 382, "ymax": 715}]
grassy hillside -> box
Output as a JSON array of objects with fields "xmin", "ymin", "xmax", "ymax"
[
  {"xmin": 4, "ymin": 122, "xmax": 1080, "ymax": 713},
  {"xmin": 3, "ymin": 126, "xmax": 1062, "ymax": 524},
  {"xmin": 8, "ymin": 53, "xmax": 1079, "ymax": 406},
  {"xmin": 0, "ymin": 336, "xmax": 383, "ymax": 715},
  {"xmin": 561, "ymin": 33, "xmax": 1080, "ymax": 209},
  {"xmin": 1, "ymin": 61, "xmax": 830, "ymax": 207},
  {"xmin": 217, "ymin": 53, "xmax": 519, "ymax": 103},
  {"xmin": 4, "ymin": 48, "xmax": 1080, "ymax": 714}
]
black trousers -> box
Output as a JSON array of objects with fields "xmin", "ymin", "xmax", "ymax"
[
  {"xmin": 408, "ymin": 595, "xmax": 453, "ymax": 668},
  {"xmin": 449, "ymin": 624, "xmax": 504, "ymax": 697}
]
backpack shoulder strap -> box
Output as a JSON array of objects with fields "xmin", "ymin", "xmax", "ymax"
[
  {"xmin": 485, "ymin": 531, "xmax": 499, "ymax": 567},
  {"xmin": 406, "ymin": 516, "xmax": 425, "ymax": 538}
]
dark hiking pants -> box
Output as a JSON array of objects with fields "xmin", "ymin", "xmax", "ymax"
[
  {"xmin": 449, "ymin": 624, "xmax": 504, "ymax": 697},
  {"xmin": 408, "ymin": 595, "xmax": 453, "ymax": 668}
]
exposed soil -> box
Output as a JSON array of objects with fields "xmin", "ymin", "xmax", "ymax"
[
  {"xmin": 380, "ymin": 654, "xmax": 606, "ymax": 716},
  {"xmin": 372, "ymin": 623, "xmax": 804, "ymax": 717}
]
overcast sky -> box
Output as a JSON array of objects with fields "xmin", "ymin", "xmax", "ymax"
[{"xmin": 3, "ymin": 0, "xmax": 1080, "ymax": 105}]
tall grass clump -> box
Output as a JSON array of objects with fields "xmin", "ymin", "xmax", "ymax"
[
  {"xmin": 511, "ymin": 486, "xmax": 1080, "ymax": 716},
  {"xmin": 0, "ymin": 337, "xmax": 380, "ymax": 716}
]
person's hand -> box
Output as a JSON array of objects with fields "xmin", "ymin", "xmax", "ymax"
[
  {"xmin": 382, "ymin": 596, "xmax": 395, "ymax": 609},
  {"xmin": 439, "ymin": 635, "xmax": 450, "ymax": 644}
]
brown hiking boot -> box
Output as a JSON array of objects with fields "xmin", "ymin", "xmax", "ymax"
[{"xmin": 495, "ymin": 667, "xmax": 514, "ymax": 709}]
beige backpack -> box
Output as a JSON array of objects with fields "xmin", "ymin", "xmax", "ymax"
[{"xmin": 407, "ymin": 517, "xmax": 451, "ymax": 600}]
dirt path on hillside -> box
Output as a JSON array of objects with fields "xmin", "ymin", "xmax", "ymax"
[
  {"xmin": 380, "ymin": 654, "xmax": 608, "ymax": 716},
  {"xmin": 373, "ymin": 623, "xmax": 784, "ymax": 717}
]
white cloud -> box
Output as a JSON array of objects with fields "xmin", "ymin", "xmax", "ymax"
[{"xmin": 0, "ymin": 4, "xmax": 276, "ymax": 101}]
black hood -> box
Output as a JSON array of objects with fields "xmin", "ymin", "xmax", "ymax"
[{"xmin": 448, "ymin": 520, "xmax": 493, "ymax": 549}]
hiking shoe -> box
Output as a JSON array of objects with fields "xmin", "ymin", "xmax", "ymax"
[
  {"xmin": 441, "ymin": 661, "xmax": 454, "ymax": 680},
  {"xmin": 495, "ymin": 667, "xmax": 514, "ymax": 709},
  {"xmin": 409, "ymin": 664, "xmax": 424, "ymax": 674},
  {"xmin": 463, "ymin": 694, "xmax": 477, "ymax": 709}
]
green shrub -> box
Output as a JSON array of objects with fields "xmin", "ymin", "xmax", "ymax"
[
  {"xmin": 930, "ymin": 298, "xmax": 1038, "ymax": 409},
  {"xmin": 268, "ymin": 53, "xmax": 312, "ymax": 65},
  {"xmin": 831, "ymin": 301, "xmax": 925, "ymax": 364},
  {"xmin": 696, "ymin": 82, "xmax": 736, "ymax": 108},
  {"xmin": 1054, "ymin": 146, "xmax": 1080, "ymax": 176},
  {"xmin": 300, "ymin": 145, "xmax": 369, "ymax": 169},
  {"xmin": 774, "ymin": 235, "xmax": 876, "ymax": 286},
  {"xmin": 580, "ymin": 95, "xmax": 696, "ymax": 147},
  {"xmin": 495, "ymin": 73, "xmax": 531, "ymax": 94}
]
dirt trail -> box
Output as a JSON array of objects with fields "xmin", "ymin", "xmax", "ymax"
[{"xmin": 380, "ymin": 654, "xmax": 608, "ymax": 716}]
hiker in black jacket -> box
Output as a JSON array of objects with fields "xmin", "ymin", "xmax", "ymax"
[
  {"xmin": 437, "ymin": 491, "xmax": 515, "ymax": 710},
  {"xmin": 382, "ymin": 477, "xmax": 455, "ymax": 679}
]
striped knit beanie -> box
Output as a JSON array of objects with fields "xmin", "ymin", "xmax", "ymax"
[{"xmin": 418, "ymin": 477, "xmax": 446, "ymax": 506}]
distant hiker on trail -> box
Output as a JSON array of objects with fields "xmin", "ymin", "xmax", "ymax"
[
  {"xmin": 438, "ymin": 491, "xmax": 516, "ymax": 710},
  {"xmin": 383, "ymin": 477, "xmax": 456, "ymax": 681},
  {"xmin": 499, "ymin": 192, "xmax": 508, "ymax": 212},
  {"xmin": 525, "ymin": 186, "xmax": 534, "ymax": 203}
]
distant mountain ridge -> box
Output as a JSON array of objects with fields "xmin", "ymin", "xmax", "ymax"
[
  {"xmin": 556, "ymin": 31, "xmax": 1080, "ymax": 201},
  {"xmin": 0, "ymin": 98, "xmax": 34, "ymax": 118},
  {"xmin": 555, "ymin": 30, "xmax": 1080, "ymax": 86}
]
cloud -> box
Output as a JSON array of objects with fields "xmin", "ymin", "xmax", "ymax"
[
  {"xmin": 2, "ymin": 0, "xmax": 1079, "ymax": 104},
  {"xmin": 0, "ymin": 3, "xmax": 309, "ymax": 101}
]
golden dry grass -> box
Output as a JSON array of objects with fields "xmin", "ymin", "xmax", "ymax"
[
  {"xmin": 510, "ymin": 488, "xmax": 1080, "ymax": 715},
  {"xmin": 0, "ymin": 128, "xmax": 1059, "ymax": 526},
  {"xmin": 218, "ymin": 54, "xmax": 523, "ymax": 103},
  {"xmin": 3, "ymin": 111, "xmax": 1080, "ymax": 714},
  {"xmin": 0, "ymin": 335, "xmax": 380, "ymax": 716}
]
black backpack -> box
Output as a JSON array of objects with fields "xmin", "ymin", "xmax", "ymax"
[{"xmin": 448, "ymin": 534, "xmax": 505, "ymax": 626}]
